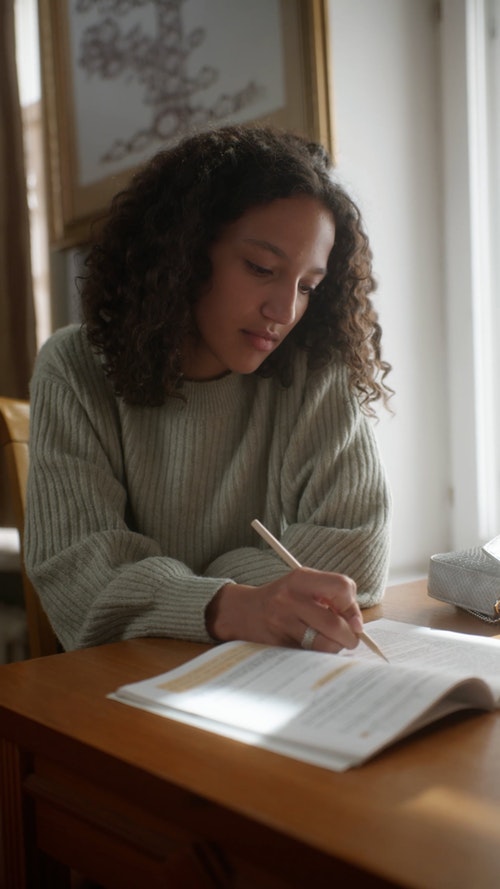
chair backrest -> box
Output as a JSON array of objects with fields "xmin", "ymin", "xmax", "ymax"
[{"xmin": 0, "ymin": 396, "xmax": 59, "ymax": 657}]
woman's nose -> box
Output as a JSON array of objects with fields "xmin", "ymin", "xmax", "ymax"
[{"xmin": 261, "ymin": 284, "xmax": 299, "ymax": 325}]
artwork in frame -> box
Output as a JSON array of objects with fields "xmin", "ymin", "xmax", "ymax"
[{"xmin": 38, "ymin": 0, "xmax": 334, "ymax": 249}]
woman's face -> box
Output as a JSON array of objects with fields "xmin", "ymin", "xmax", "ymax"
[{"xmin": 182, "ymin": 195, "xmax": 336, "ymax": 380}]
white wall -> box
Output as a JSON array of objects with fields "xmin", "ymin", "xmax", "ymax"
[{"xmin": 328, "ymin": 0, "xmax": 451, "ymax": 580}]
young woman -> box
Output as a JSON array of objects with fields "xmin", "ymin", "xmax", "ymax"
[{"xmin": 25, "ymin": 124, "xmax": 393, "ymax": 654}]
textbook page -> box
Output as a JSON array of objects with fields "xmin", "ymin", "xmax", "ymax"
[
  {"xmin": 110, "ymin": 640, "xmax": 495, "ymax": 771},
  {"xmin": 344, "ymin": 620, "xmax": 500, "ymax": 700}
]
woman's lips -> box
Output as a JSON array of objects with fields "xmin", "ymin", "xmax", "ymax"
[{"xmin": 242, "ymin": 330, "xmax": 279, "ymax": 352}]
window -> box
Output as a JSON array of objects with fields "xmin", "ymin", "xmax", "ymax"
[{"xmin": 441, "ymin": 0, "xmax": 499, "ymax": 546}]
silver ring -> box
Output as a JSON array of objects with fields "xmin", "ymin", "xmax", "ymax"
[{"xmin": 301, "ymin": 626, "xmax": 317, "ymax": 650}]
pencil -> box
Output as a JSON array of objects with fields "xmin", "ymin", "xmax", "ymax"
[{"xmin": 251, "ymin": 519, "xmax": 389, "ymax": 663}]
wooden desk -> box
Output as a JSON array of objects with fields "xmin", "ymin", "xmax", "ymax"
[{"xmin": 1, "ymin": 580, "xmax": 500, "ymax": 889}]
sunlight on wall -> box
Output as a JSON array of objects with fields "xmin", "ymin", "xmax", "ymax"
[{"xmin": 14, "ymin": 0, "xmax": 51, "ymax": 348}]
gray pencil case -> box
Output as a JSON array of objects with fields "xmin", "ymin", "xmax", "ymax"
[{"xmin": 428, "ymin": 535, "xmax": 500, "ymax": 623}]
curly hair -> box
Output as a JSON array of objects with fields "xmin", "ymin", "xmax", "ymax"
[{"xmin": 79, "ymin": 124, "xmax": 392, "ymax": 412}]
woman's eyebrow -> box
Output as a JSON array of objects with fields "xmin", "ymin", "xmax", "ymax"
[
  {"xmin": 243, "ymin": 237, "xmax": 287, "ymax": 258},
  {"xmin": 243, "ymin": 238, "xmax": 327, "ymax": 275}
]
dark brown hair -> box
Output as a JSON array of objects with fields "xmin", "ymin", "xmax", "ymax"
[{"xmin": 80, "ymin": 124, "xmax": 392, "ymax": 412}]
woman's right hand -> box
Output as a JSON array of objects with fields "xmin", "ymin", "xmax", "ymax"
[{"xmin": 205, "ymin": 567, "xmax": 364, "ymax": 654}]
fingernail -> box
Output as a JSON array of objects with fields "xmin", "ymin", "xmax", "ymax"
[{"xmin": 351, "ymin": 616, "xmax": 364, "ymax": 634}]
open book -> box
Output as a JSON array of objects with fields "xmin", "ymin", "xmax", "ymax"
[{"xmin": 110, "ymin": 619, "xmax": 500, "ymax": 771}]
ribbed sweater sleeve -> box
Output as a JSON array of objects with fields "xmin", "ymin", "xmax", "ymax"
[
  {"xmin": 25, "ymin": 327, "xmax": 232, "ymax": 650},
  {"xmin": 25, "ymin": 325, "xmax": 392, "ymax": 650}
]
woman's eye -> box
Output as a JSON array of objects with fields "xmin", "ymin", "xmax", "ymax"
[
  {"xmin": 299, "ymin": 283, "xmax": 316, "ymax": 296},
  {"xmin": 246, "ymin": 260, "xmax": 271, "ymax": 277}
]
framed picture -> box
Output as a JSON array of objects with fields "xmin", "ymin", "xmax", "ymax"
[{"xmin": 38, "ymin": 0, "xmax": 334, "ymax": 248}]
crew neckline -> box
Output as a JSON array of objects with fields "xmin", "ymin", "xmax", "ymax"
[{"xmin": 170, "ymin": 371, "xmax": 256, "ymax": 415}]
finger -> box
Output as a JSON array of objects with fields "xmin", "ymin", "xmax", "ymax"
[
  {"xmin": 309, "ymin": 631, "xmax": 353, "ymax": 655},
  {"xmin": 298, "ymin": 624, "xmax": 348, "ymax": 654},
  {"xmin": 294, "ymin": 567, "xmax": 358, "ymax": 610},
  {"xmin": 300, "ymin": 604, "xmax": 361, "ymax": 651},
  {"xmin": 271, "ymin": 604, "xmax": 350, "ymax": 652},
  {"xmin": 315, "ymin": 603, "xmax": 364, "ymax": 644},
  {"xmin": 312, "ymin": 584, "xmax": 364, "ymax": 635}
]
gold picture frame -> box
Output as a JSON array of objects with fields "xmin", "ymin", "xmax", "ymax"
[{"xmin": 38, "ymin": 0, "xmax": 334, "ymax": 249}]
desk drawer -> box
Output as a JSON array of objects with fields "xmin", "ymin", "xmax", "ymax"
[
  {"xmin": 24, "ymin": 757, "xmax": 229, "ymax": 889},
  {"xmin": 19, "ymin": 755, "xmax": 395, "ymax": 889}
]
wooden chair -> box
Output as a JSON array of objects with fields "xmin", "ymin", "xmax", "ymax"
[{"xmin": 0, "ymin": 397, "xmax": 59, "ymax": 657}]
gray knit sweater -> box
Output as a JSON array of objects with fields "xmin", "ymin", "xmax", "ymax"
[{"xmin": 25, "ymin": 325, "xmax": 392, "ymax": 650}]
